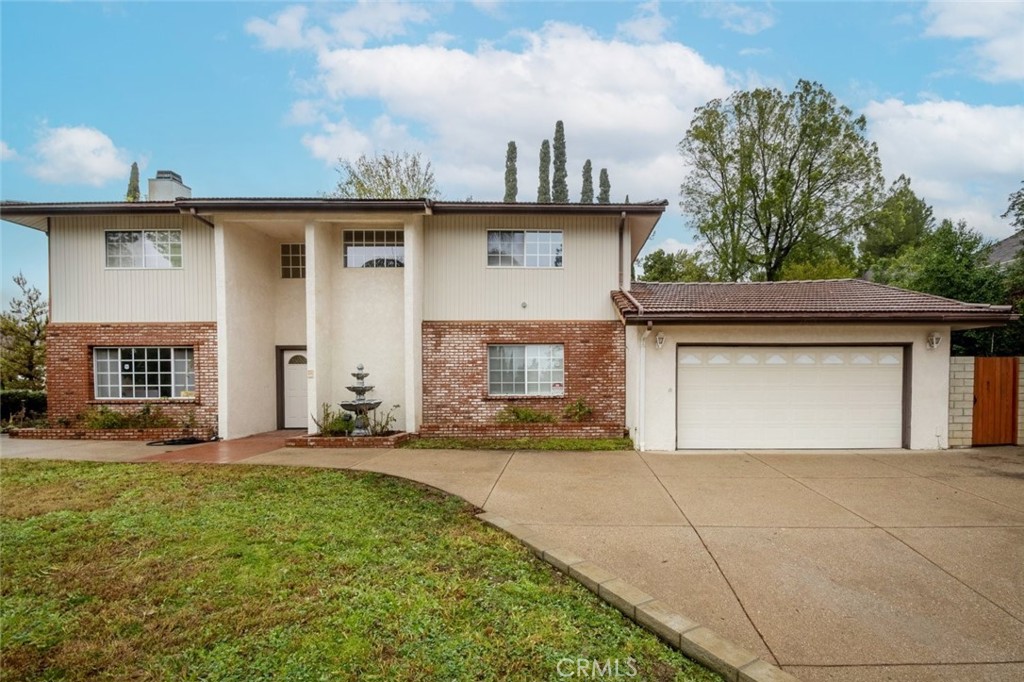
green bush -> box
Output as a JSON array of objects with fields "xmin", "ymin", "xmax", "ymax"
[
  {"xmin": 496, "ymin": 405, "xmax": 556, "ymax": 423},
  {"xmin": 562, "ymin": 398, "xmax": 593, "ymax": 422},
  {"xmin": 1, "ymin": 390, "xmax": 47, "ymax": 421},
  {"xmin": 81, "ymin": 405, "xmax": 176, "ymax": 430},
  {"xmin": 312, "ymin": 403, "xmax": 355, "ymax": 436}
]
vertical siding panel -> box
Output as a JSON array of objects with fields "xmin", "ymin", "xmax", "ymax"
[
  {"xmin": 51, "ymin": 214, "xmax": 215, "ymax": 323},
  {"xmin": 423, "ymin": 213, "xmax": 620, "ymax": 321}
]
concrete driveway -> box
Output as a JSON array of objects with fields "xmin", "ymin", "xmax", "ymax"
[{"xmin": 4, "ymin": 436, "xmax": 1023, "ymax": 681}]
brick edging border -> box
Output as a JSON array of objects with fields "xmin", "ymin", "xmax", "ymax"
[{"xmin": 477, "ymin": 512, "xmax": 800, "ymax": 682}]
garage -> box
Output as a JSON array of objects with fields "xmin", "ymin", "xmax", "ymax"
[{"xmin": 676, "ymin": 346, "xmax": 905, "ymax": 449}]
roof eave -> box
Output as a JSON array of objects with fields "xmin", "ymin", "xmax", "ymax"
[{"xmin": 617, "ymin": 312, "xmax": 1018, "ymax": 326}]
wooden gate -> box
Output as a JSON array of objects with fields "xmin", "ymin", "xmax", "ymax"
[{"xmin": 972, "ymin": 357, "xmax": 1019, "ymax": 446}]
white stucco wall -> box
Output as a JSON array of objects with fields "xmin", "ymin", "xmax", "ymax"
[
  {"xmin": 331, "ymin": 267, "xmax": 406, "ymax": 429},
  {"xmin": 631, "ymin": 323, "xmax": 952, "ymax": 451},
  {"xmin": 216, "ymin": 223, "xmax": 278, "ymax": 439},
  {"xmin": 275, "ymin": 278, "xmax": 306, "ymax": 346}
]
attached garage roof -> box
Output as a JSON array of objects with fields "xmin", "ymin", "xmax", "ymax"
[{"xmin": 612, "ymin": 279, "xmax": 1016, "ymax": 326}]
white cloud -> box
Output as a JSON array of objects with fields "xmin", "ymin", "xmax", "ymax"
[
  {"xmin": 301, "ymin": 115, "xmax": 419, "ymax": 165},
  {"xmin": 247, "ymin": 2, "xmax": 433, "ymax": 51},
  {"xmin": 246, "ymin": 5, "xmax": 312, "ymax": 50},
  {"xmin": 27, "ymin": 125, "xmax": 130, "ymax": 186},
  {"xmin": 650, "ymin": 237, "xmax": 697, "ymax": 254},
  {"xmin": 923, "ymin": 1, "xmax": 1024, "ymax": 81},
  {"xmin": 617, "ymin": 0, "xmax": 671, "ymax": 43},
  {"xmin": 0, "ymin": 141, "xmax": 17, "ymax": 160},
  {"xmin": 865, "ymin": 98, "xmax": 1024, "ymax": 237},
  {"xmin": 701, "ymin": 2, "xmax": 776, "ymax": 35}
]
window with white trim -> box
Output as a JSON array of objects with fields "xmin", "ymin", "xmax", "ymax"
[
  {"xmin": 488, "ymin": 344, "xmax": 564, "ymax": 396},
  {"xmin": 487, "ymin": 230, "xmax": 563, "ymax": 267},
  {"xmin": 105, "ymin": 230, "xmax": 183, "ymax": 269},
  {"xmin": 93, "ymin": 347, "xmax": 195, "ymax": 399},
  {"xmin": 281, "ymin": 243, "xmax": 305, "ymax": 278},
  {"xmin": 343, "ymin": 230, "xmax": 404, "ymax": 268}
]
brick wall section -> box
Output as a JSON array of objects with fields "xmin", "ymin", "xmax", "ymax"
[
  {"xmin": 948, "ymin": 356, "xmax": 975, "ymax": 448},
  {"xmin": 421, "ymin": 321, "xmax": 625, "ymax": 437},
  {"xmin": 46, "ymin": 323, "xmax": 218, "ymax": 435},
  {"xmin": 9, "ymin": 427, "xmax": 199, "ymax": 441}
]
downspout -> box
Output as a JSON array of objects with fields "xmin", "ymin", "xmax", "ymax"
[
  {"xmin": 638, "ymin": 320, "xmax": 653, "ymax": 452},
  {"xmin": 184, "ymin": 207, "xmax": 215, "ymax": 229},
  {"xmin": 618, "ymin": 211, "xmax": 626, "ymax": 290}
]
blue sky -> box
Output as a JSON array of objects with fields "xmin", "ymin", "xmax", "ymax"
[{"xmin": 2, "ymin": 1, "xmax": 1023, "ymax": 303}]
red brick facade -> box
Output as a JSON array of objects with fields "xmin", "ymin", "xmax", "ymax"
[
  {"xmin": 45, "ymin": 322, "xmax": 218, "ymax": 435},
  {"xmin": 421, "ymin": 321, "xmax": 625, "ymax": 437}
]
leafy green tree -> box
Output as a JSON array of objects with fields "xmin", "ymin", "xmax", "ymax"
[
  {"xmin": 881, "ymin": 219, "xmax": 1017, "ymax": 355},
  {"xmin": 1003, "ymin": 181, "xmax": 1024, "ymax": 233},
  {"xmin": 125, "ymin": 162, "xmax": 140, "ymax": 202},
  {"xmin": 680, "ymin": 80, "xmax": 884, "ymax": 281},
  {"xmin": 332, "ymin": 151, "xmax": 440, "ymax": 199},
  {"xmin": 1, "ymin": 273, "xmax": 47, "ymax": 390},
  {"xmin": 537, "ymin": 140, "xmax": 551, "ymax": 203},
  {"xmin": 503, "ymin": 141, "xmax": 518, "ymax": 203},
  {"xmin": 859, "ymin": 174, "xmax": 934, "ymax": 269},
  {"xmin": 580, "ymin": 160, "xmax": 594, "ymax": 203},
  {"xmin": 552, "ymin": 120, "xmax": 568, "ymax": 202},
  {"xmin": 598, "ymin": 168, "xmax": 610, "ymax": 204},
  {"xmin": 637, "ymin": 248, "xmax": 713, "ymax": 282}
]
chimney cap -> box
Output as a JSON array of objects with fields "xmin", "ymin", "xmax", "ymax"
[{"xmin": 154, "ymin": 170, "xmax": 183, "ymax": 183}]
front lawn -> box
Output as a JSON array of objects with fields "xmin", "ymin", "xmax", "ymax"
[{"xmin": 0, "ymin": 460, "xmax": 718, "ymax": 681}]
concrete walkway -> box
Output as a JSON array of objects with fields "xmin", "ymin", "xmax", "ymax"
[{"xmin": 3, "ymin": 436, "xmax": 1023, "ymax": 681}]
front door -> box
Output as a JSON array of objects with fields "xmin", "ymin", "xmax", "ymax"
[
  {"xmin": 283, "ymin": 350, "xmax": 309, "ymax": 428},
  {"xmin": 973, "ymin": 357, "xmax": 1019, "ymax": 446}
]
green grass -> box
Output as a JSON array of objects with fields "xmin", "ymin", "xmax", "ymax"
[
  {"xmin": 0, "ymin": 460, "xmax": 718, "ymax": 682},
  {"xmin": 403, "ymin": 436, "xmax": 635, "ymax": 451}
]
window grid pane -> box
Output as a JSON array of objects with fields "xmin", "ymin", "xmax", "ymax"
[
  {"xmin": 105, "ymin": 230, "xmax": 182, "ymax": 269},
  {"xmin": 343, "ymin": 230, "xmax": 405, "ymax": 268},
  {"xmin": 281, "ymin": 243, "xmax": 306, "ymax": 278},
  {"xmin": 487, "ymin": 231, "xmax": 562, "ymax": 268},
  {"xmin": 93, "ymin": 347, "xmax": 195, "ymax": 399},
  {"xmin": 488, "ymin": 344, "xmax": 564, "ymax": 396}
]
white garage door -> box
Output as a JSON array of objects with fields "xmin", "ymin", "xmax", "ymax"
[{"xmin": 676, "ymin": 346, "xmax": 904, "ymax": 449}]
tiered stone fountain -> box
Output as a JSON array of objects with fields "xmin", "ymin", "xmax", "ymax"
[{"xmin": 338, "ymin": 364, "xmax": 382, "ymax": 436}]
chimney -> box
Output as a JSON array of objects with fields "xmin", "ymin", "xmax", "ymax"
[{"xmin": 148, "ymin": 170, "xmax": 192, "ymax": 201}]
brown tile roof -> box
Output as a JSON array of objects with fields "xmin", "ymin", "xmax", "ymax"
[{"xmin": 611, "ymin": 279, "xmax": 1016, "ymax": 324}]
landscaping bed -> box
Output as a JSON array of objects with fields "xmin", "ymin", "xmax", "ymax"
[
  {"xmin": 286, "ymin": 432, "xmax": 412, "ymax": 448},
  {"xmin": 7, "ymin": 426, "xmax": 206, "ymax": 441},
  {"xmin": 0, "ymin": 460, "xmax": 718, "ymax": 682}
]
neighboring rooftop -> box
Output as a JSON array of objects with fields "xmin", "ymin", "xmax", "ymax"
[
  {"xmin": 612, "ymin": 279, "xmax": 1016, "ymax": 325},
  {"xmin": 988, "ymin": 232, "xmax": 1022, "ymax": 266}
]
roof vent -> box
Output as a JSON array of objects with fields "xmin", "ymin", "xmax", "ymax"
[{"xmin": 148, "ymin": 170, "xmax": 191, "ymax": 201}]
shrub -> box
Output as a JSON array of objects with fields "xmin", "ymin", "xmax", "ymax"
[
  {"xmin": 81, "ymin": 405, "xmax": 176, "ymax": 430},
  {"xmin": 496, "ymin": 405, "xmax": 556, "ymax": 423},
  {"xmin": 562, "ymin": 398, "xmax": 593, "ymax": 422},
  {"xmin": 369, "ymin": 404, "xmax": 400, "ymax": 436},
  {"xmin": 0, "ymin": 390, "xmax": 47, "ymax": 421},
  {"xmin": 312, "ymin": 403, "xmax": 355, "ymax": 436}
]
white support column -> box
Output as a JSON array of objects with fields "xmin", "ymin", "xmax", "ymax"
[
  {"xmin": 304, "ymin": 221, "xmax": 324, "ymax": 435},
  {"xmin": 213, "ymin": 221, "xmax": 230, "ymax": 439},
  {"xmin": 403, "ymin": 216, "xmax": 424, "ymax": 433}
]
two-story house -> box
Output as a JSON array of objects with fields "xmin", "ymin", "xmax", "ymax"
[{"xmin": 2, "ymin": 171, "xmax": 1015, "ymax": 450}]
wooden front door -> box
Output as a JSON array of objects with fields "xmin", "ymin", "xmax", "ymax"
[{"xmin": 972, "ymin": 357, "xmax": 1019, "ymax": 446}]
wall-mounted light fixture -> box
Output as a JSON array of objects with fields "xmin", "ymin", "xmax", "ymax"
[
  {"xmin": 655, "ymin": 332, "xmax": 666, "ymax": 349},
  {"xmin": 926, "ymin": 331, "xmax": 942, "ymax": 350}
]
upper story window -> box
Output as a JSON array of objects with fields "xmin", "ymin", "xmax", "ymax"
[
  {"xmin": 487, "ymin": 230, "xmax": 563, "ymax": 268},
  {"xmin": 281, "ymin": 243, "xmax": 306, "ymax": 278},
  {"xmin": 105, "ymin": 230, "xmax": 182, "ymax": 269},
  {"xmin": 344, "ymin": 230, "xmax": 404, "ymax": 268}
]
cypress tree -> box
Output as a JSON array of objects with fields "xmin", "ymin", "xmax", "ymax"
[
  {"xmin": 580, "ymin": 160, "xmax": 594, "ymax": 203},
  {"xmin": 503, "ymin": 141, "xmax": 518, "ymax": 203},
  {"xmin": 538, "ymin": 140, "xmax": 551, "ymax": 203},
  {"xmin": 125, "ymin": 162, "xmax": 140, "ymax": 202},
  {"xmin": 552, "ymin": 120, "xmax": 568, "ymax": 202},
  {"xmin": 598, "ymin": 168, "xmax": 611, "ymax": 204}
]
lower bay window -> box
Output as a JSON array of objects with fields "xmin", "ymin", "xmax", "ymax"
[
  {"xmin": 488, "ymin": 344, "xmax": 564, "ymax": 396},
  {"xmin": 93, "ymin": 347, "xmax": 195, "ymax": 399}
]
